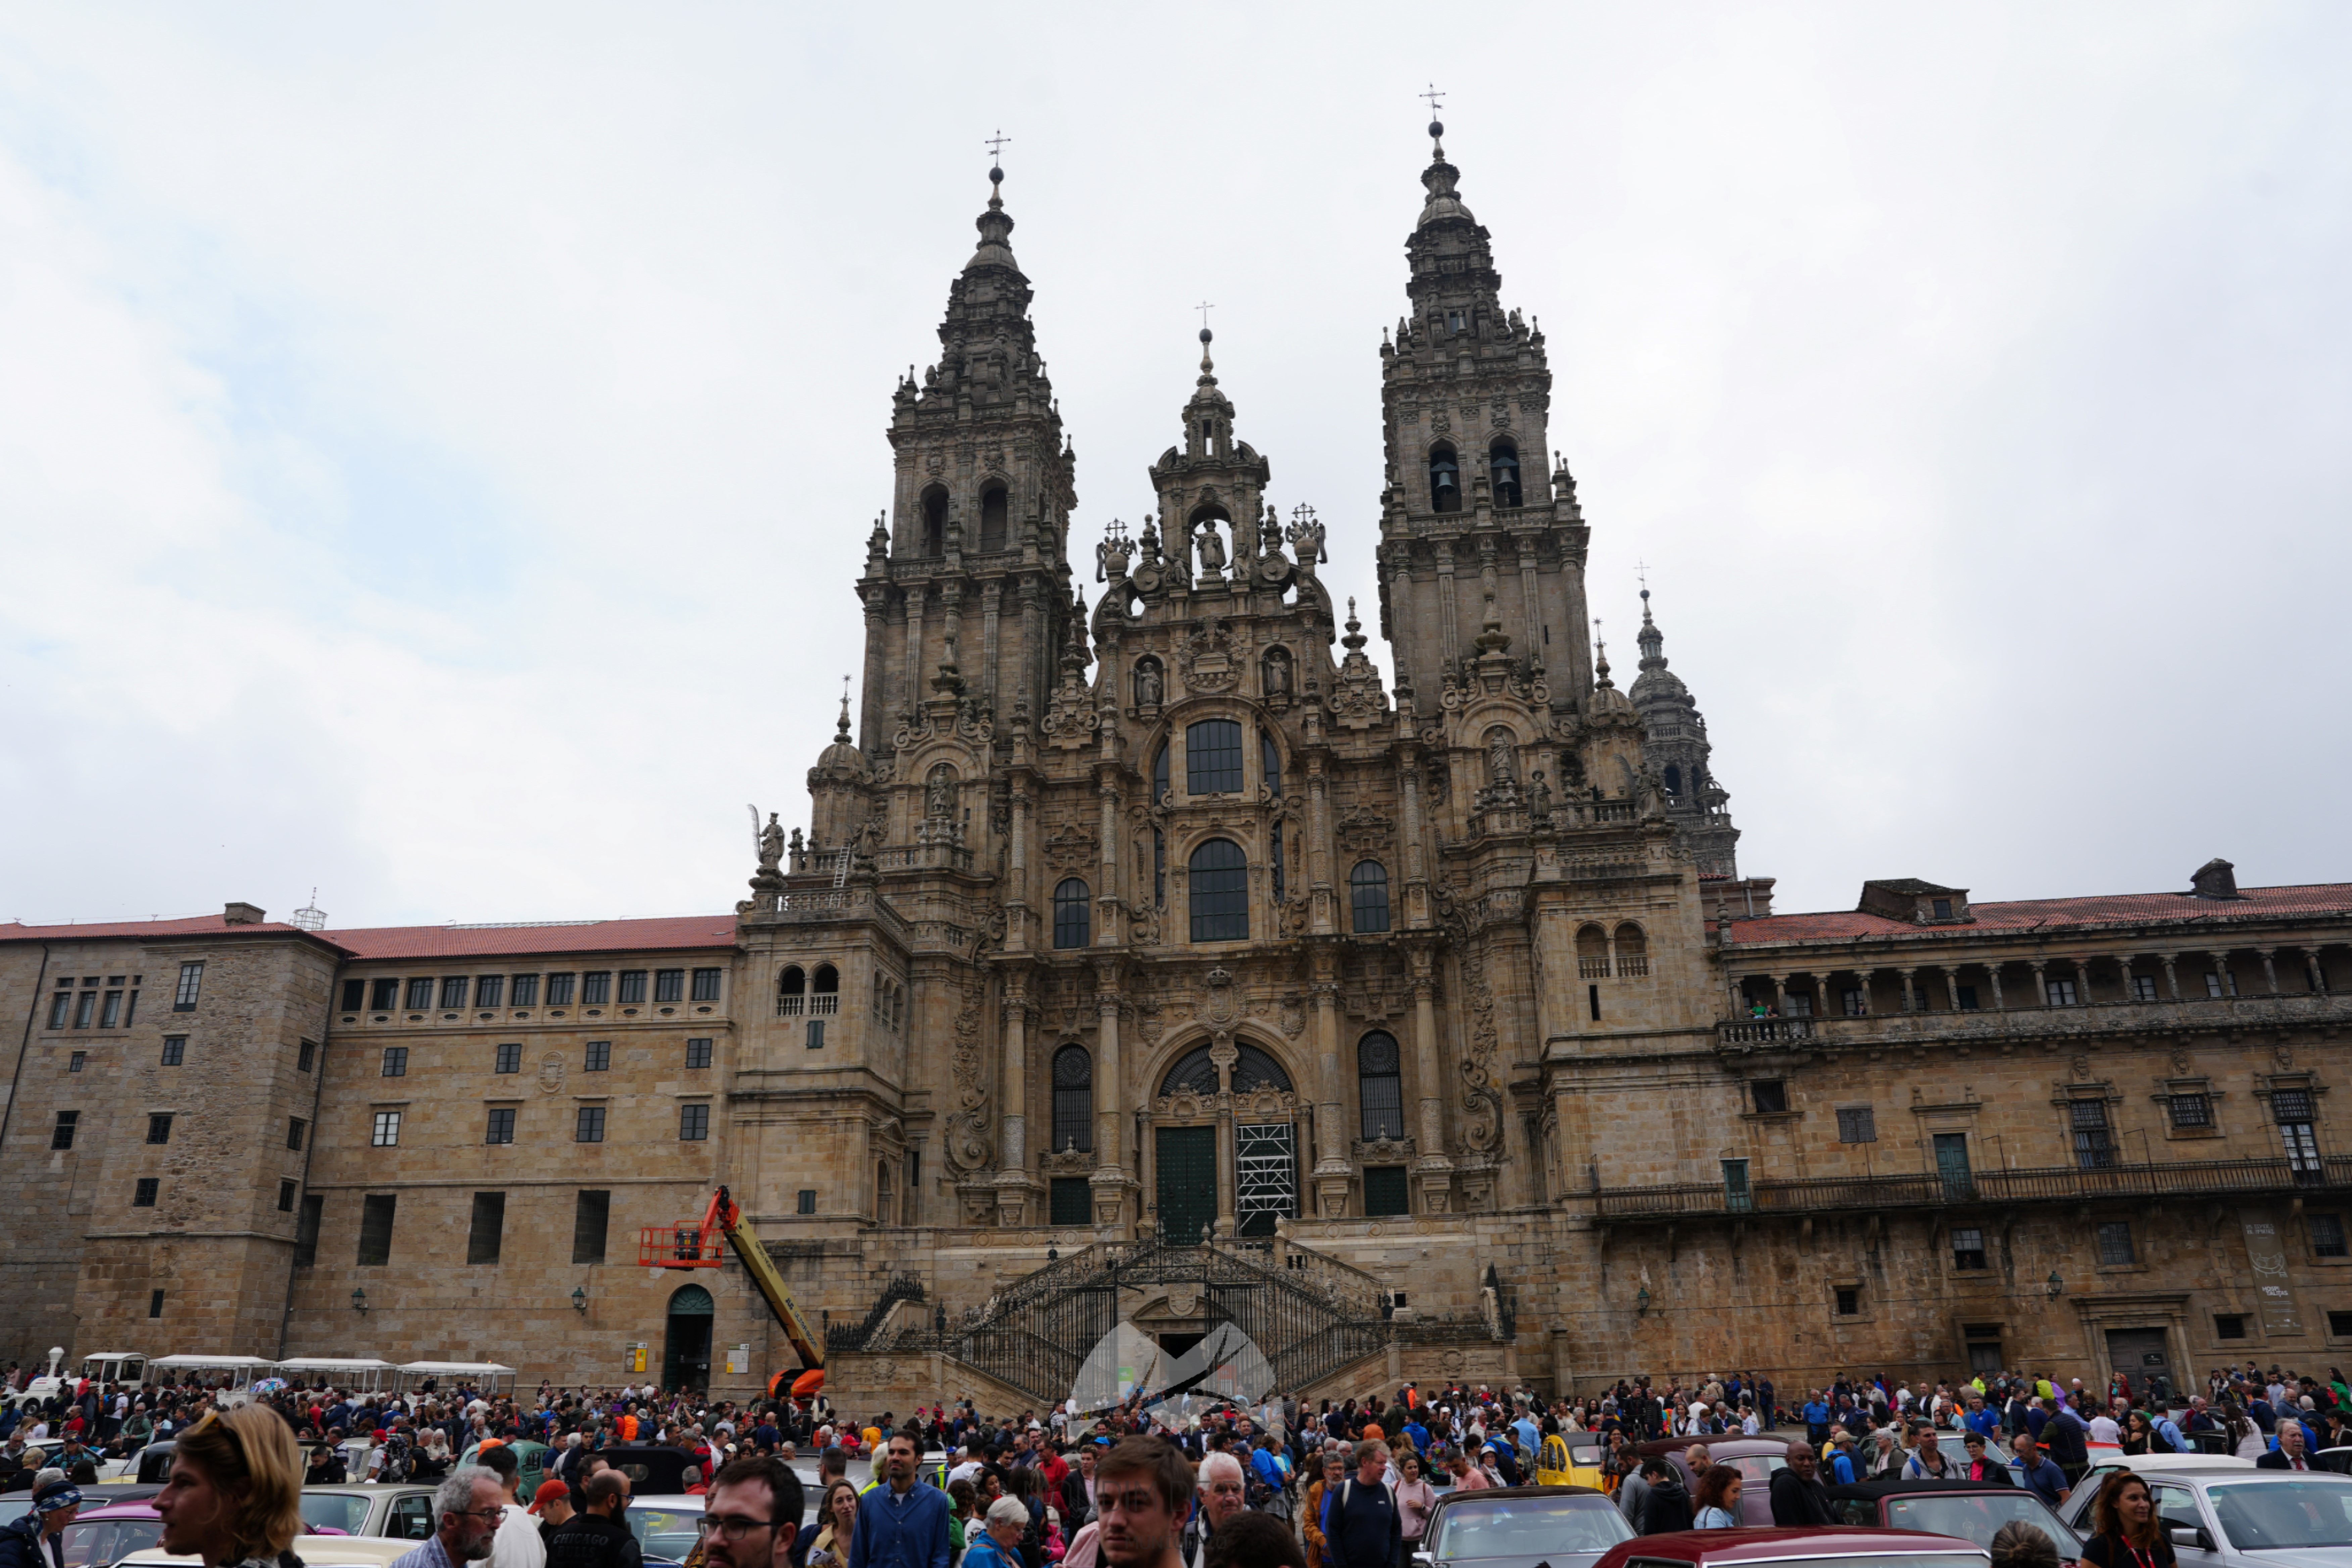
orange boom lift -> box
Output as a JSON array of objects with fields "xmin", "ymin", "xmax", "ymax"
[{"xmin": 642, "ymin": 1185, "xmax": 826, "ymax": 1396}]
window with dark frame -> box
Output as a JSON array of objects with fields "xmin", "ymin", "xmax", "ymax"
[
  {"xmin": 1357, "ymin": 1032, "xmax": 1405, "ymax": 1141},
  {"xmin": 1050, "ymin": 1045, "xmax": 1093, "ymax": 1153},
  {"xmin": 134, "ymin": 1177, "xmax": 159, "ymax": 1208},
  {"xmin": 404, "ymin": 978, "xmax": 433, "ymax": 1011},
  {"xmin": 1364, "ymin": 1166, "xmax": 1411, "ymax": 1218},
  {"xmin": 1049, "ymin": 1176, "xmax": 1091, "ymax": 1226},
  {"xmin": 149, "ymin": 1289, "xmax": 164, "ymax": 1319},
  {"xmin": 2214, "ymin": 1314, "xmax": 2247, "ymax": 1340},
  {"xmin": 1350, "ymin": 861, "xmax": 1392, "ymax": 934},
  {"xmin": 100, "ymin": 991, "xmax": 122, "ymax": 1028},
  {"xmin": 277, "ymin": 1179, "xmax": 296, "ymax": 1213},
  {"xmin": 2071, "ymin": 1100, "xmax": 2116, "ymax": 1169},
  {"xmin": 51, "ymin": 1110, "xmax": 78, "ymax": 1149},
  {"xmin": 1188, "ymin": 838, "xmax": 1249, "ymax": 942},
  {"xmin": 297, "ymin": 1039, "xmax": 316, "ymax": 1072},
  {"xmin": 2097, "ymin": 1220, "xmax": 2137, "ymax": 1266},
  {"xmin": 46, "ymin": 991, "xmax": 70, "ymax": 1030},
  {"xmin": 2169, "ymin": 1092, "xmax": 2212, "ymax": 1129},
  {"xmin": 466, "ymin": 1192, "xmax": 505, "ymax": 1265},
  {"xmin": 286, "ymin": 1117, "xmax": 306, "ymax": 1151},
  {"xmin": 546, "ymin": 973, "xmax": 577, "ymax": 1006},
  {"xmin": 510, "ymin": 974, "xmax": 539, "ymax": 1007},
  {"xmin": 655, "ymin": 969, "xmax": 685, "ymax": 1003},
  {"xmin": 575, "ymin": 1106, "xmax": 606, "ymax": 1142},
  {"xmin": 807, "ymin": 1019, "xmax": 825, "ymax": 1049},
  {"xmin": 618, "ymin": 970, "xmax": 648, "ymax": 1004},
  {"xmin": 1836, "ymin": 1106, "xmax": 1876, "ymax": 1143},
  {"xmin": 679, "ymin": 1103, "xmax": 710, "ymax": 1141},
  {"xmin": 495, "ymin": 1042, "xmax": 522, "ymax": 1074},
  {"xmin": 2274, "ymin": 1088, "xmax": 2323, "ymax": 1179},
  {"xmin": 1951, "ymin": 1227, "xmax": 1988, "ymax": 1270},
  {"xmin": 796, "ymin": 1189, "xmax": 816, "ymax": 1215},
  {"xmin": 485, "ymin": 1108, "xmax": 516, "ymax": 1145},
  {"xmin": 371, "ymin": 1110, "xmax": 401, "ymax": 1146},
  {"xmin": 294, "ymin": 1194, "xmax": 323, "ymax": 1266},
  {"xmin": 1185, "ymin": 719, "xmax": 1245, "ymax": 794},
  {"xmin": 691, "ymin": 968, "xmax": 722, "ymax": 1002},
  {"xmin": 584, "ymin": 1041, "xmax": 611, "ymax": 1072},
  {"xmin": 68, "ymin": 1051, "xmax": 85, "ymax": 1072},
  {"xmin": 174, "ymin": 961, "xmax": 204, "ymax": 1011},
  {"xmin": 356, "ymin": 1193, "xmax": 397, "ymax": 1266},
  {"xmin": 369, "ymin": 978, "xmax": 399, "ymax": 1011},
  {"xmin": 381, "ymin": 1046, "xmax": 408, "ymax": 1077},
  {"xmin": 573, "ymin": 1190, "xmax": 610, "ymax": 1264},
  {"xmin": 1835, "ymin": 1287, "xmax": 1860, "ymax": 1316},
  {"xmin": 161, "ymin": 1037, "xmax": 187, "ymax": 1066},
  {"xmin": 582, "ymin": 971, "xmax": 611, "ymax": 1005},
  {"xmin": 2312, "ymin": 1213, "xmax": 2348, "ymax": 1258},
  {"xmin": 1751, "ymin": 1079, "xmax": 1790, "ymax": 1115},
  {"xmin": 2332, "ymin": 1311, "xmax": 2352, "ymax": 1338},
  {"xmin": 1053, "ymin": 878, "xmax": 1091, "ymax": 949},
  {"xmin": 686, "ymin": 1038, "xmax": 713, "ymax": 1069},
  {"xmin": 341, "ymin": 979, "xmax": 365, "ymax": 1012},
  {"xmin": 476, "ymin": 974, "xmax": 504, "ymax": 1008},
  {"xmin": 74, "ymin": 991, "xmax": 95, "ymax": 1029},
  {"xmin": 439, "ymin": 976, "xmax": 469, "ymax": 1009},
  {"xmin": 146, "ymin": 1113, "xmax": 173, "ymax": 1145}
]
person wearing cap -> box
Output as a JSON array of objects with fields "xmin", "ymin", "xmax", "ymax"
[
  {"xmin": 0, "ymin": 1470, "xmax": 80, "ymax": 1568},
  {"xmin": 531, "ymin": 1481, "xmax": 575, "ymax": 1547}
]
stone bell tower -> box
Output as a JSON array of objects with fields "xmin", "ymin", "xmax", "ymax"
[
  {"xmin": 1373, "ymin": 112, "xmax": 1594, "ymax": 715},
  {"xmin": 856, "ymin": 160, "xmax": 1080, "ymax": 761}
]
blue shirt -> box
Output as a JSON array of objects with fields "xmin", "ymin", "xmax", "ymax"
[
  {"xmin": 1828, "ymin": 1451, "xmax": 1858, "ymax": 1485},
  {"xmin": 848, "ymin": 1480, "xmax": 951, "ymax": 1568},
  {"xmin": 1802, "ymin": 1402, "xmax": 1831, "ymax": 1429},
  {"xmin": 2010, "ymin": 1455, "xmax": 2067, "ymax": 1505},
  {"xmin": 390, "ymin": 1535, "xmax": 457, "ymax": 1568},
  {"xmin": 1965, "ymin": 1407, "xmax": 2000, "ymax": 1439}
]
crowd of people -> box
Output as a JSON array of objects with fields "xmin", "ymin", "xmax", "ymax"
[{"xmin": 1, "ymin": 1356, "xmax": 2346, "ymax": 1568}]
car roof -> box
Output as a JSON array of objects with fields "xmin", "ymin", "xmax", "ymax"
[
  {"xmin": 1434, "ymin": 1485, "xmax": 1609, "ymax": 1502},
  {"xmin": 298, "ymin": 1484, "xmax": 435, "ymax": 1494},
  {"xmin": 2085, "ymin": 1455, "xmax": 2253, "ymax": 1472},
  {"xmin": 1601, "ymin": 1526, "xmax": 1988, "ymax": 1564},
  {"xmin": 67, "ymin": 1501, "xmax": 162, "ymax": 1519},
  {"xmin": 2170, "ymin": 1468, "xmax": 2352, "ymax": 1486},
  {"xmin": 1825, "ymin": 1479, "xmax": 2042, "ymax": 1501},
  {"xmin": 1637, "ymin": 1438, "xmax": 1797, "ymax": 1459},
  {"xmin": 125, "ymin": 1540, "xmax": 420, "ymax": 1568}
]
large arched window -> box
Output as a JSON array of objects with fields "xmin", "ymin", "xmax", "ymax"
[
  {"xmin": 1260, "ymin": 729, "xmax": 1282, "ymax": 798},
  {"xmin": 1350, "ymin": 861, "xmax": 1391, "ymax": 934},
  {"xmin": 1490, "ymin": 443, "xmax": 1522, "ymax": 508},
  {"xmin": 1162, "ymin": 1047, "xmax": 1222, "ymax": 1097},
  {"xmin": 1576, "ymin": 923, "xmax": 1610, "ymax": 979},
  {"xmin": 1053, "ymin": 878, "xmax": 1092, "ymax": 949},
  {"xmin": 1162, "ymin": 1043, "xmax": 1291, "ymax": 1098},
  {"xmin": 1189, "ymin": 838, "xmax": 1248, "ymax": 942},
  {"xmin": 1152, "ymin": 743, "xmax": 1170, "ymax": 802},
  {"xmin": 978, "ymin": 483, "xmax": 1008, "ymax": 551},
  {"xmin": 1051, "ymin": 1044, "xmax": 1093, "ymax": 1152},
  {"xmin": 777, "ymin": 965, "xmax": 806, "ymax": 1016},
  {"xmin": 1357, "ymin": 1031, "xmax": 1404, "ymax": 1140},
  {"xmin": 920, "ymin": 487, "xmax": 947, "ymax": 557},
  {"xmin": 1186, "ymin": 719, "xmax": 1244, "ymax": 794},
  {"xmin": 1429, "ymin": 447, "xmax": 1461, "ymax": 514},
  {"xmin": 1664, "ymin": 763, "xmax": 1683, "ymax": 798},
  {"xmin": 1615, "ymin": 922, "xmax": 1650, "ymax": 978},
  {"xmin": 812, "ymin": 964, "xmax": 839, "ymax": 1014},
  {"xmin": 1232, "ymin": 1043, "xmax": 1291, "ymax": 1092}
]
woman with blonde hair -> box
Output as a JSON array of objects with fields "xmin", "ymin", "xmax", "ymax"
[
  {"xmin": 153, "ymin": 1406, "xmax": 305, "ymax": 1568},
  {"xmin": 806, "ymin": 1479, "xmax": 860, "ymax": 1568}
]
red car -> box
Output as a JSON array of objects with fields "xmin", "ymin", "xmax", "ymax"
[{"xmin": 1590, "ymin": 1525, "xmax": 1990, "ymax": 1568}]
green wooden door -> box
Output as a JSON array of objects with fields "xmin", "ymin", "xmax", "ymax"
[{"xmin": 1157, "ymin": 1126, "xmax": 1217, "ymax": 1244}]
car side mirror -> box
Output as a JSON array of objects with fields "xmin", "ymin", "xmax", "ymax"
[
  {"xmin": 1412, "ymin": 1554, "xmax": 1432, "ymax": 1567},
  {"xmin": 2167, "ymin": 1527, "xmax": 2210, "ymax": 1551}
]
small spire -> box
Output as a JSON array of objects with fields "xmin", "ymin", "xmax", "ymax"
[
  {"xmin": 984, "ymin": 128, "xmax": 1011, "ymax": 208},
  {"xmin": 1420, "ymin": 84, "xmax": 1446, "ymax": 159},
  {"xmin": 1196, "ymin": 302, "xmax": 1217, "ymax": 381},
  {"xmin": 836, "ymin": 677, "xmax": 853, "ymax": 742}
]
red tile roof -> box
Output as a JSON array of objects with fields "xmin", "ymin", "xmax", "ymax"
[
  {"xmin": 0, "ymin": 913, "xmax": 740, "ymax": 961},
  {"xmin": 326, "ymin": 917, "xmax": 738, "ymax": 962},
  {"xmin": 1724, "ymin": 882, "xmax": 2352, "ymax": 946}
]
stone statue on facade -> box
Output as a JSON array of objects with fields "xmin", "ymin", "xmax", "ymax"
[
  {"xmin": 1134, "ymin": 657, "xmax": 1164, "ymax": 707},
  {"xmin": 1528, "ymin": 770, "xmax": 1554, "ymax": 828},
  {"xmin": 758, "ymin": 812, "xmax": 786, "ymax": 872},
  {"xmin": 1486, "ymin": 728, "xmax": 1518, "ymax": 786},
  {"xmin": 1195, "ymin": 518, "xmax": 1227, "ymax": 578}
]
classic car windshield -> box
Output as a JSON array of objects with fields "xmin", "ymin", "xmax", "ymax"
[
  {"xmin": 1883, "ymin": 1493, "xmax": 2083, "ymax": 1555},
  {"xmin": 2208, "ymin": 1479, "xmax": 2352, "ymax": 1550},
  {"xmin": 1430, "ymin": 1495, "xmax": 1631, "ymax": 1558}
]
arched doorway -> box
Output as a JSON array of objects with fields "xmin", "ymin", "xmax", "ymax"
[
  {"xmin": 662, "ymin": 1283, "xmax": 714, "ymax": 1392},
  {"xmin": 1154, "ymin": 1044, "xmax": 1298, "ymax": 1242}
]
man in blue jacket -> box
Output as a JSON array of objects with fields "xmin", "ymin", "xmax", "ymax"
[{"xmin": 850, "ymin": 1434, "xmax": 949, "ymax": 1568}]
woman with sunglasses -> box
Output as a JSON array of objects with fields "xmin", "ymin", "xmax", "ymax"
[{"xmin": 153, "ymin": 1407, "xmax": 304, "ymax": 1568}]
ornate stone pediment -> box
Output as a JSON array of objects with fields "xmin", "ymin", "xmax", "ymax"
[
  {"xmin": 1336, "ymin": 803, "xmax": 1392, "ymax": 854},
  {"xmin": 1179, "ymin": 617, "xmax": 1239, "ymax": 694},
  {"xmin": 1352, "ymin": 1136, "xmax": 1416, "ymax": 1163},
  {"xmin": 1042, "ymin": 822, "xmax": 1099, "ymax": 869}
]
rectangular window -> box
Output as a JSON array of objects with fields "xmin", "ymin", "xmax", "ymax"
[
  {"xmin": 691, "ymin": 968, "xmax": 722, "ymax": 1002},
  {"xmin": 52, "ymin": 1110, "xmax": 78, "ymax": 1150},
  {"xmin": 1722, "ymin": 1158, "xmax": 1753, "ymax": 1213},
  {"xmin": 277, "ymin": 1179, "xmax": 296, "ymax": 1212},
  {"xmin": 584, "ymin": 1040, "xmax": 610, "ymax": 1072},
  {"xmin": 546, "ymin": 972, "xmax": 576, "ymax": 1006},
  {"xmin": 297, "ymin": 1039, "xmax": 316, "ymax": 1072},
  {"xmin": 1934, "ymin": 1131, "xmax": 1974, "ymax": 1197},
  {"xmin": 485, "ymin": 1108, "xmax": 516, "ymax": 1144},
  {"xmin": 371, "ymin": 1110, "xmax": 401, "ymax": 1147},
  {"xmin": 575, "ymin": 1106, "xmax": 606, "ymax": 1143},
  {"xmin": 475, "ymin": 974, "xmax": 504, "ymax": 1008},
  {"xmin": 618, "ymin": 970, "xmax": 648, "ymax": 1004},
  {"xmin": 655, "ymin": 969, "xmax": 685, "ymax": 1003},
  {"xmin": 2313, "ymin": 1213, "xmax": 2348, "ymax": 1259},
  {"xmin": 796, "ymin": 1189, "xmax": 817, "ymax": 1215},
  {"xmin": 1951, "ymin": 1226, "xmax": 1988, "ymax": 1270},
  {"xmin": 356, "ymin": 1193, "xmax": 397, "ymax": 1266},
  {"xmin": 2046, "ymin": 977, "xmax": 2078, "ymax": 1007},
  {"xmin": 2206, "ymin": 970, "xmax": 2233, "ymax": 997},
  {"xmin": 1049, "ymin": 1177, "xmax": 1091, "ymax": 1226},
  {"xmin": 1836, "ymin": 1107, "xmax": 1877, "ymax": 1143},
  {"xmin": 466, "ymin": 1191, "xmax": 505, "ymax": 1265},
  {"xmin": 174, "ymin": 961, "xmax": 204, "ymax": 1011},
  {"xmin": 495, "ymin": 1042, "xmax": 522, "ymax": 1074},
  {"xmin": 1955, "ymin": 984, "xmax": 1979, "ymax": 1011},
  {"xmin": 1783, "ymin": 991, "xmax": 1810, "ymax": 1016},
  {"xmin": 2071, "ymin": 1100, "xmax": 2115, "ymax": 1170},
  {"xmin": 1835, "ymin": 1286, "xmax": 1860, "ymax": 1316},
  {"xmin": 439, "ymin": 976, "xmax": 469, "ymax": 1009},
  {"xmin": 123, "ymin": 989, "xmax": 137, "ymax": 1026},
  {"xmin": 1364, "ymin": 1165, "xmax": 1411, "ymax": 1218},
  {"xmin": 2214, "ymin": 1314, "xmax": 2248, "ymax": 1340},
  {"xmin": 2332, "ymin": 1311, "xmax": 2352, "ymax": 1338},
  {"xmin": 679, "ymin": 1103, "xmax": 710, "ymax": 1141},
  {"xmin": 2169, "ymin": 1092, "xmax": 2212, "ymax": 1129},
  {"xmin": 46, "ymin": 991, "xmax": 69, "ymax": 1029},
  {"xmin": 381, "ymin": 1046, "xmax": 408, "ymax": 1077},
  {"xmin": 2132, "ymin": 975, "xmax": 2159, "ymax": 1001},
  {"xmin": 148, "ymin": 1289, "xmax": 164, "ymax": 1319},
  {"xmin": 685, "ymin": 1038, "xmax": 713, "ymax": 1069},
  {"xmin": 404, "ymin": 977, "xmax": 433, "ymax": 1011},
  {"xmin": 146, "ymin": 1113, "xmax": 173, "ymax": 1145},
  {"xmin": 294, "ymin": 1193, "xmax": 323, "ymax": 1266},
  {"xmin": 807, "ymin": 1018, "xmax": 825, "ymax": 1050},
  {"xmin": 572, "ymin": 1190, "xmax": 611, "ymax": 1264},
  {"xmin": 1751, "ymin": 1079, "xmax": 1789, "ymax": 1114},
  {"xmin": 74, "ymin": 991, "xmax": 95, "ymax": 1028},
  {"xmin": 1185, "ymin": 718, "xmax": 1245, "ymax": 794},
  {"xmin": 582, "ymin": 971, "xmax": 611, "ymax": 1005},
  {"xmin": 2097, "ymin": 1220, "xmax": 2137, "ymax": 1266},
  {"xmin": 68, "ymin": 1050, "xmax": 86, "ymax": 1072},
  {"xmin": 2276, "ymin": 1088, "xmax": 2318, "ymax": 1121},
  {"xmin": 510, "ymin": 974, "xmax": 539, "ymax": 1007},
  {"xmin": 369, "ymin": 977, "xmax": 399, "ymax": 1010},
  {"xmin": 134, "ymin": 1177, "xmax": 159, "ymax": 1208},
  {"xmin": 286, "ymin": 1117, "xmax": 306, "ymax": 1151},
  {"xmin": 1931, "ymin": 898, "xmax": 1953, "ymax": 919},
  {"xmin": 341, "ymin": 979, "xmax": 365, "ymax": 1011},
  {"xmin": 100, "ymin": 990, "xmax": 122, "ymax": 1028}
]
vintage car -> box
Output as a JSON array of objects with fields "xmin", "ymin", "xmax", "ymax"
[{"xmin": 1412, "ymin": 1485, "xmax": 1632, "ymax": 1568}]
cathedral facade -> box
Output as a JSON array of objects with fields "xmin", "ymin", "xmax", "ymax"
[{"xmin": 6, "ymin": 127, "xmax": 2351, "ymax": 1409}]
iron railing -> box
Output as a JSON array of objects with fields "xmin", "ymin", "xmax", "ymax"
[
  {"xmin": 1592, "ymin": 1154, "xmax": 2352, "ymax": 1220},
  {"xmin": 824, "ymin": 1274, "xmax": 926, "ymax": 1354}
]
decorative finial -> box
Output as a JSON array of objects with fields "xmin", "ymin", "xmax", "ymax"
[
  {"xmin": 837, "ymin": 676, "xmax": 853, "ymax": 742},
  {"xmin": 1421, "ymin": 84, "xmax": 1446, "ymax": 153},
  {"xmin": 984, "ymin": 128, "xmax": 1010, "ymax": 201}
]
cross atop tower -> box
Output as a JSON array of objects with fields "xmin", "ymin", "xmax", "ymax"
[
  {"xmin": 984, "ymin": 128, "xmax": 1012, "ymax": 166},
  {"xmin": 1420, "ymin": 84, "xmax": 1446, "ymax": 119},
  {"xmin": 1195, "ymin": 300, "xmax": 1215, "ymax": 334}
]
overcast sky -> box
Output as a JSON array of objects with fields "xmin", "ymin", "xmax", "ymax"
[{"xmin": 4, "ymin": 2, "xmax": 2347, "ymax": 929}]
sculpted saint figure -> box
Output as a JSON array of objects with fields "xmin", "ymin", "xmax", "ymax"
[{"xmin": 1195, "ymin": 519, "xmax": 1228, "ymax": 576}]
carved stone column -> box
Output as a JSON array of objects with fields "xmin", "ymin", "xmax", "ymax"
[
  {"xmin": 2308, "ymin": 950, "xmax": 2328, "ymax": 994},
  {"xmin": 1945, "ymin": 970, "xmax": 1962, "ymax": 1010},
  {"xmin": 2161, "ymin": 953, "xmax": 2181, "ymax": 998},
  {"xmin": 1399, "ymin": 759, "xmax": 1430, "ymax": 929},
  {"xmin": 1006, "ymin": 785, "xmax": 1032, "ymax": 953},
  {"xmin": 1410, "ymin": 960, "xmax": 1453, "ymax": 1213},
  {"xmin": 859, "ymin": 586, "xmax": 889, "ymax": 752},
  {"xmin": 1096, "ymin": 771, "xmax": 1121, "ymax": 947},
  {"xmin": 2029, "ymin": 963, "xmax": 2049, "ymax": 1007},
  {"xmin": 1898, "ymin": 969, "xmax": 1918, "ymax": 1013},
  {"xmin": 2260, "ymin": 948, "xmax": 2281, "ymax": 994},
  {"xmin": 982, "ymin": 578, "xmax": 1004, "ymax": 715},
  {"xmin": 1307, "ymin": 757, "xmax": 1335, "ymax": 935},
  {"xmin": 1772, "ymin": 975, "xmax": 1790, "ymax": 1015},
  {"xmin": 1311, "ymin": 969, "xmax": 1351, "ymax": 1217},
  {"xmin": 1988, "ymin": 965, "xmax": 2006, "ymax": 1011},
  {"xmin": 1433, "ymin": 538, "xmax": 1460, "ymax": 671},
  {"xmin": 1211, "ymin": 1034, "xmax": 1238, "ymax": 1239},
  {"xmin": 901, "ymin": 585, "xmax": 927, "ymax": 721},
  {"xmin": 1089, "ymin": 963, "xmax": 1129, "ymax": 1228}
]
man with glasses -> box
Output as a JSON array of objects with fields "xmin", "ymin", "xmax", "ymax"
[
  {"xmin": 394, "ymin": 1468, "xmax": 509, "ymax": 1568},
  {"xmin": 850, "ymin": 1433, "xmax": 949, "ymax": 1568},
  {"xmin": 544, "ymin": 1469, "xmax": 641, "ymax": 1568},
  {"xmin": 698, "ymin": 1456, "xmax": 808, "ymax": 1568}
]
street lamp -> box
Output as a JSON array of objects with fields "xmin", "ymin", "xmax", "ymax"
[
  {"xmin": 572, "ymin": 1287, "xmax": 589, "ymax": 1314},
  {"xmin": 350, "ymin": 1287, "xmax": 368, "ymax": 1313},
  {"xmin": 1635, "ymin": 1286, "xmax": 1651, "ymax": 1315},
  {"xmin": 2046, "ymin": 1271, "xmax": 2064, "ymax": 1298}
]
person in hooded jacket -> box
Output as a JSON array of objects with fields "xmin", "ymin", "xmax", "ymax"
[{"xmin": 1635, "ymin": 1461, "xmax": 1693, "ymax": 1536}]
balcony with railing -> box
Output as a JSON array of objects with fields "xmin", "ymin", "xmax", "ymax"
[
  {"xmin": 1718, "ymin": 987, "xmax": 2352, "ymax": 1050},
  {"xmin": 1590, "ymin": 1153, "xmax": 2352, "ymax": 1222}
]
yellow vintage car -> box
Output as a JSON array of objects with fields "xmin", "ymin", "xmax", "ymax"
[{"xmin": 1534, "ymin": 1431, "xmax": 1608, "ymax": 1490}]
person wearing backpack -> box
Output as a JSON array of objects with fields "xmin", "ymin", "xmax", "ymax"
[{"xmin": 1318, "ymin": 1444, "xmax": 1398, "ymax": 1568}]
